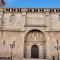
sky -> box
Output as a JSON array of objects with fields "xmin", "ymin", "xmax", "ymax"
[{"xmin": 4, "ymin": 0, "xmax": 60, "ymax": 8}]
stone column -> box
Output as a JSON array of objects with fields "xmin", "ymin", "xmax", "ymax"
[
  {"xmin": 26, "ymin": 43, "xmax": 31, "ymax": 58},
  {"xmin": 45, "ymin": 32, "xmax": 52, "ymax": 60},
  {"xmin": 39, "ymin": 44, "xmax": 44, "ymax": 59}
]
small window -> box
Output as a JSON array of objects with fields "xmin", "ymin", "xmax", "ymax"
[
  {"xmin": 30, "ymin": 9, "xmax": 32, "ymax": 12},
  {"xmin": 59, "ymin": 9, "xmax": 60, "ymax": 12},
  {"xmin": 56, "ymin": 9, "xmax": 59, "ymax": 12},
  {"xmin": 10, "ymin": 14, "xmax": 16, "ymax": 23},
  {"xmin": 6, "ymin": 9, "xmax": 10, "ymax": 12},
  {"xmin": 50, "ymin": 9, "xmax": 54, "ymax": 12},
  {"xmin": 28, "ymin": 9, "xmax": 32, "ymax": 12},
  {"xmin": 17, "ymin": 9, "xmax": 20, "ymax": 12},
  {"xmin": 34, "ymin": 9, "xmax": 38, "ymax": 12},
  {"xmin": 20, "ymin": 9, "xmax": 21, "ymax": 12},
  {"xmin": 28, "ymin": 9, "xmax": 29, "ymax": 12},
  {"xmin": 42, "ymin": 9, "xmax": 44, "ymax": 12},
  {"xmin": 34, "ymin": 9, "xmax": 35, "ymax": 12},
  {"xmin": 36, "ymin": 9, "xmax": 38, "ymax": 12},
  {"xmin": 40, "ymin": 9, "xmax": 41, "ymax": 12}
]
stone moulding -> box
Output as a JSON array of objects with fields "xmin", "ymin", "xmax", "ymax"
[
  {"xmin": 3, "ymin": 8, "xmax": 60, "ymax": 13},
  {"xmin": 24, "ymin": 25, "xmax": 47, "ymax": 27}
]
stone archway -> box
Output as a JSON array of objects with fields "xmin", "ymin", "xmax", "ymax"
[{"xmin": 24, "ymin": 30, "xmax": 46, "ymax": 59}]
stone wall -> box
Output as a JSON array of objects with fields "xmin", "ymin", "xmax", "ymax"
[{"xmin": 0, "ymin": 8, "xmax": 60, "ymax": 60}]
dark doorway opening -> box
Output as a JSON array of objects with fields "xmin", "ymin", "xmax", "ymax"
[{"xmin": 31, "ymin": 45, "xmax": 39, "ymax": 58}]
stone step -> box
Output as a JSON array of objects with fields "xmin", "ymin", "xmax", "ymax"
[
  {"xmin": 13, "ymin": 59, "xmax": 47, "ymax": 60},
  {"xmin": 0, "ymin": 59, "xmax": 47, "ymax": 60}
]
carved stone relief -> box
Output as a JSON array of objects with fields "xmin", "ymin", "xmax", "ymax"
[
  {"xmin": 25, "ymin": 31, "xmax": 45, "ymax": 42},
  {"xmin": 26, "ymin": 14, "xmax": 46, "ymax": 26}
]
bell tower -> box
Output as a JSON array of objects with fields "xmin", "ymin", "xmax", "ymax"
[{"xmin": 0, "ymin": 0, "xmax": 5, "ymax": 7}]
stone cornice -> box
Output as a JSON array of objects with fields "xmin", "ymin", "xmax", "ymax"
[
  {"xmin": 45, "ymin": 30, "xmax": 60, "ymax": 32},
  {"xmin": 2, "ymin": 8, "xmax": 60, "ymax": 13},
  {"xmin": 24, "ymin": 25, "xmax": 47, "ymax": 27},
  {"xmin": 0, "ymin": 29, "xmax": 25, "ymax": 32}
]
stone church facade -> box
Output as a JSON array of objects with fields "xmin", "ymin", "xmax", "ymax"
[{"xmin": 0, "ymin": 0, "xmax": 60, "ymax": 60}]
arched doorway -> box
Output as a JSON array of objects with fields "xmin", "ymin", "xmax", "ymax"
[
  {"xmin": 31, "ymin": 45, "xmax": 39, "ymax": 58},
  {"xmin": 24, "ymin": 29, "xmax": 46, "ymax": 59}
]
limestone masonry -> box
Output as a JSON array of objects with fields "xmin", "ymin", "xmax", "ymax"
[{"xmin": 0, "ymin": 0, "xmax": 60, "ymax": 60}]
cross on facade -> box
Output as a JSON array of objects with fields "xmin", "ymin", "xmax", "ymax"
[{"xmin": 55, "ymin": 40, "xmax": 60, "ymax": 60}]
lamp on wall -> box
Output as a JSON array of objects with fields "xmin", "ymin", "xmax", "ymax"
[
  {"xmin": 55, "ymin": 40, "xmax": 60, "ymax": 60},
  {"xmin": 10, "ymin": 41, "xmax": 15, "ymax": 60}
]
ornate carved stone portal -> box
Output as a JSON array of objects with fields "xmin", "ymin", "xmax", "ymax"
[{"xmin": 24, "ymin": 30, "xmax": 46, "ymax": 59}]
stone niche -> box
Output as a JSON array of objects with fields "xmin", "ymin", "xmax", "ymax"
[{"xmin": 26, "ymin": 13, "xmax": 46, "ymax": 26}]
